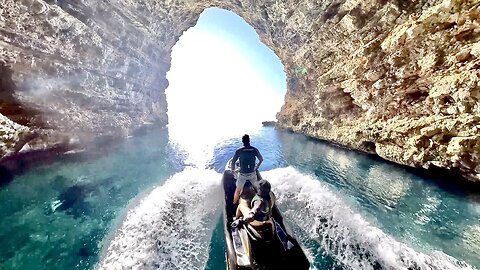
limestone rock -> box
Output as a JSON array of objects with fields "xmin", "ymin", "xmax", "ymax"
[
  {"xmin": 0, "ymin": 113, "xmax": 31, "ymax": 157},
  {"xmin": 0, "ymin": 0, "xmax": 479, "ymax": 181},
  {"xmin": 277, "ymin": 0, "xmax": 480, "ymax": 182}
]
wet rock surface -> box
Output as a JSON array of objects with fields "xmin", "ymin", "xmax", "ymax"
[{"xmin": 0, "ymin": 0, "xmax": 479, "ymax": 181}]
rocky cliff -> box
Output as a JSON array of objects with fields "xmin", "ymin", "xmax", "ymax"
[
  {"xmin": 275, "ymin": 0, "xmax": 480, "ymax": 182},
  {"xmin": 0, "ymin": 0, "xmax": 479, "ymax": 181}
]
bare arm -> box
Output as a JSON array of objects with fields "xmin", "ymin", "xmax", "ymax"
[
  {"xmin": 246, "ymin": 193, "xmax": 274, "ymax": 222},
  {"xmin": 236, "ymin": 200, "xmax": 251, "ymax": 218},
  {"xmin": 231, "ymin": 150, "xmax": 239, "ymax": 171},
  {"xmin": 250, "ymin": 199, "xmax": 262, "ymax": 215},
  {"xmin": 245, "ymin": 199, "xmax": 262, "ymax": 222},
  {"xmin": 255, "ymin": 148, "xmax": 263, "ymax": 169}
]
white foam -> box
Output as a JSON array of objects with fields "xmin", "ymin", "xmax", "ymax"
[
  {"xmin": 97, "ymin": 168, "xmax": 222, "ymax": 270},
  {"xmin": 263, "ymin": 167, "xmax": 477, "ymax": 270}
]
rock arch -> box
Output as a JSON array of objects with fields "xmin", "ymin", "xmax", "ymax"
[{"xmin": 1, "ymin": 0, "xmax": 479, "ymax": 181}]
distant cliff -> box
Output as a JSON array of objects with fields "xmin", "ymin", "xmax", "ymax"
[
  {"xmin": 0, "ymin": 0, "xmax": 478, "ymax": 181},
  {"xmin": 262, "ymin": 121, "xmax": 277, "ymax": 127}
]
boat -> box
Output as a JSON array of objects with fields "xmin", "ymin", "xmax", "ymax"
[{"xmin": 222, "ymin": 161, "xmax": 310, "ymax": 270}]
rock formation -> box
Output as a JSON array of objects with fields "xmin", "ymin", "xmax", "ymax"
[
  {"xmin": 0, "ymin": 0, "xmax": 479, "ymax": 181},
  {"xmin": 276, "ymin": 0, "xmax": 480, "ymax": 182}
]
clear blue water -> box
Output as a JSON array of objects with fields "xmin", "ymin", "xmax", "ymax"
[{"xmin": 1, "ymin": 127, "xmax": 479, "ymax": 270}]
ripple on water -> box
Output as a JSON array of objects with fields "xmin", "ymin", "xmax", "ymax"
[
  {"xmin": 97, "ymin": 168, "xmax": 222, "ymax": 270},
  {"xmin": 263, "ymin": 167, "xmax": 478, "ymax": 270}
]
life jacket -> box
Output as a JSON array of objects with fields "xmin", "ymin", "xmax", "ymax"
[{"xmin": 251, "ymin": 194, "xmax": 273, "ymax": 221}]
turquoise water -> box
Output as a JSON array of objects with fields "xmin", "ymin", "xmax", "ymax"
[
  {"xmin": 1, "ymin": 127, "xmax": 479, "ymax": 269},
  {"xmin": 0, "ymin": 129, "xmax": 182, "ymax": 269}
]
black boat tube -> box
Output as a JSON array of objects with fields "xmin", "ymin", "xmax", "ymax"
[{"xmin": 224, "ymin": 205, "xmax": 237, "ymax": 270}]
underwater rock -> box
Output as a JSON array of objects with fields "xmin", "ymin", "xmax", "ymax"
[
  {"xmin": 0, "ymin": 0, "xmax": 479, "ymax": 181},
  {"xmin": 0, "ymin": 165, "xmax": 13, "ymax": 186},
  {"xmin": 50, "ymin": 175, "xmax": 118, "ymax": 216},
  {"xmin": 52, "ymin": 184, "xmax": 93, "ymax": 217},
  {"xmin": 57, "ymin": 185, "xmax": 87, "ymax": 210}
]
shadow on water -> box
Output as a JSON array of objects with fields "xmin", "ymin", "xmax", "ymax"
[
  {"xmin": 0, "ymin": 128, "xmax": 183, "ymax": 270},
  {"xmin": 0, "ymin": 165, "xmax": 13, "ymax": 186},
  {"xmin": 275, "ymin": 127, "xmax": 480, "ymax": 268},
  {"xmin": 2, "ymin": 125, "xmax": 479, "ymax": 269},
  {"xmin": 279, "ymin": 128, "xmax": 480, "ymax": 196},
  {"xmin": 401, "ymin": 164, "xmax": 480, "ymax": 195},
  {"xmin": 0, "ymin": 128, "xmax": 163, "ymax": 189},
  {"xmin": 205, "ymin": 217, "xmax": 226, "ymax": 270}
]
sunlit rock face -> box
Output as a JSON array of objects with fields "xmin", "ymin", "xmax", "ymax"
[
  {"xmin": 275, "ymin": 0, "xmax": 480, "ymax": 182},
  {"xmin": 1, "ymin": 0, "xmax": 479, "ymax": 181}
]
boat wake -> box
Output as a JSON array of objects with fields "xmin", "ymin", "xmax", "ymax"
[
  {"xmin": 97, "ymin": 168, "xmax": 222, "ymax": 270},
  {"xmin": 263, "ymin": 167, "xmax": 476, "ymax": 270},
  {"xmin": 97, "ymin": 166, "xmax": 476, "ymax": 270}
]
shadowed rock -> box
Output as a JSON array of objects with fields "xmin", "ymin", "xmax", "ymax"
[
  {"xmin": 52, "ymin": 175, "xmax": 118, "ymax": 217},
  {"xmin": 0, "ymin": 165, "xmax": 13, "ymax": 186},
  {"xmin": 54, "ymin": 184, "xmax": 92, "ymax": 217},
  {"xmin": 0, "ymin": 0, "xmax": 479, "ymax": 182}
]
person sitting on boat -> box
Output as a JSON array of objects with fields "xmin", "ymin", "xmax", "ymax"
[
  {"xmin": 231, "ymin": 134, "xmax": 264, "ymax": 204},
  {"xmin": 235, "ymin": 180, "xmax": 257, "ymax": 219},
  {"xmin": 234, "ymin": 180, "xmax": 276, "ymax": 240}
]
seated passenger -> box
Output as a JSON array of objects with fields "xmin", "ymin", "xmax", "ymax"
[
  {"xmin": 234, "ymin": 180, "xmax": 276, "ymax": 240},
  {"xmin": 236, "ymin": 180, "xmax": 256, "ymax": 219}
]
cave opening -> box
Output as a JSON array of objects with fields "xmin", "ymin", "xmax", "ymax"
[{"xmin": 165, "ymin": 8, "xmax": 286, "ymax": 166}]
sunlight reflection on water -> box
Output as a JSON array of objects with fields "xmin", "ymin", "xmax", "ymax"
[{"xmin": 168, "ymin": 121, "xmax": 262, "ymax": 168}]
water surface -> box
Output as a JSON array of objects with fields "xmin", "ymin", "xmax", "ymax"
[{"xmin": 0, "ymin": 127, "xmax": 479, "ymax": 270}]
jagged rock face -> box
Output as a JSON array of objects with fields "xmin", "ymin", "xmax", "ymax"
[
  {"xmin": 0, "ymin": 0, "xmax": 479, "ymax": 181},
  {"xmin": 276, "ymin": 0, "xmax": 480, "ymax": 182}
]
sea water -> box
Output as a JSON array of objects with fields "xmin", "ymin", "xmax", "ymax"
[{"xmin": 0, "ymin": 127, "xmax": 479, "ymax": 270}]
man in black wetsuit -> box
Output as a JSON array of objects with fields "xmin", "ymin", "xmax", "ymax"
[{"xmin": 231, "ymin": 134, "xmax": 263, "ymax": 204}]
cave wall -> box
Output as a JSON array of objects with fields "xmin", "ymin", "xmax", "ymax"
[
  {"xmin": 275, "ymin": 0, "xmax": 480, "ymax": 182},
  {"xmin": 0, "ymin": 0, "xmax": 479, "ymax": 181}
]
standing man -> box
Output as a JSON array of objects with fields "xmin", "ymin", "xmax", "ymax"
[{"xmin": 231, "ymin": 134, "xmax": 263, "ymax": 204}]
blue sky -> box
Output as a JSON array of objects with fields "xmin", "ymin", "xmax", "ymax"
[
  {"xmin": 193, "ymin": 8, "xmax": 286, "ymax": 91},
  {"xmin": 166, "ymin": 8, "xmax": 286, "ymax": 124},
  {"xmin": 165, "ymin": 8, "xmax": 286, "ymax": 165}
]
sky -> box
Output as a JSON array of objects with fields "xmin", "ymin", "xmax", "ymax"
[{"xmin": 165, "ymin": 8, "xmax": 286, "ymax": 166}]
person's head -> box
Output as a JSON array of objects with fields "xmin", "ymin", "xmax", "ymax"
[
  {"xmin": 241, "ymin": 180, "xmax": 256, "ymax": 199},
  {"xmin": 242, "ymin": 134, "xmax": 250, "ymax": 146},
  {"xmin": 257, "ymin": 179, "xmax": 271, "ymax": 198}
]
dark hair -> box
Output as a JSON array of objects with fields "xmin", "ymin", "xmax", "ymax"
[
  {"xmin": 241, "ymin": 180, "xmax": 255, "ymax": 199},
  {"xmin": 257, "ymin": 180, "xmax": 271, "ymax": 198},
  {"xmin": 242, "ymin": 134, "xmax": 250, "ymax": 146}
]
